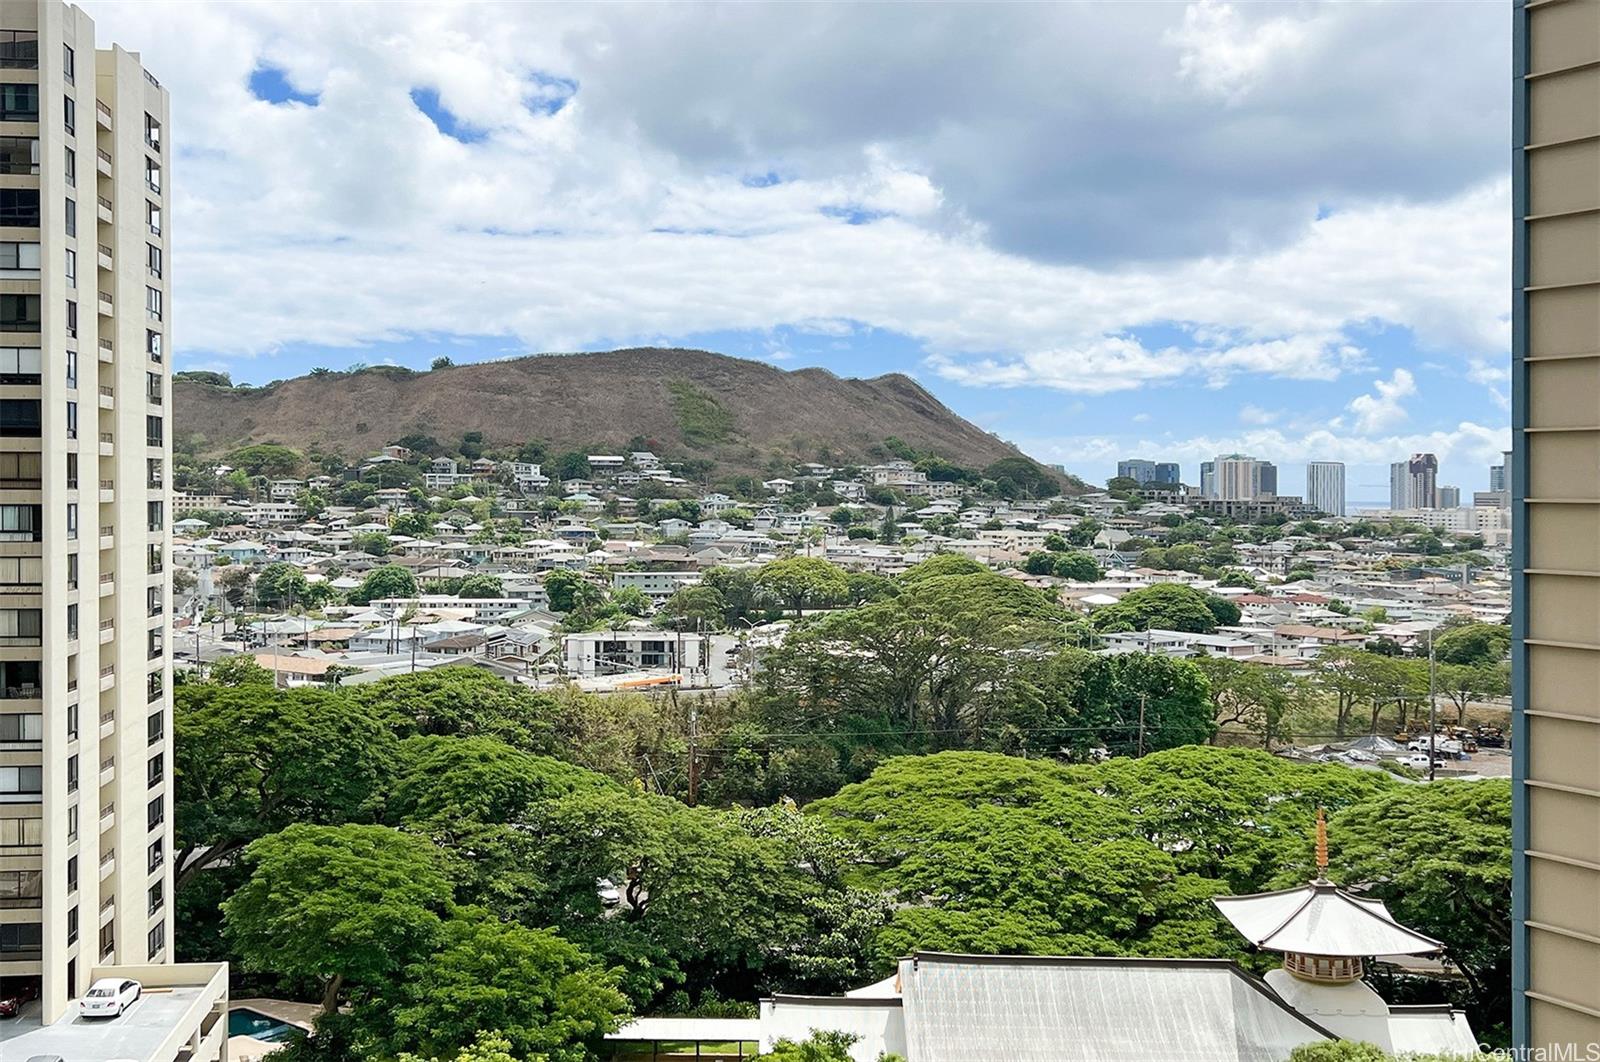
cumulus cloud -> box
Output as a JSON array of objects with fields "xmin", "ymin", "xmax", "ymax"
[
  {"xmin": 1169, "ymin": 1, "xmax": 1313, "ymax": 101},
  {"xmin": 1346, "ymin": 368, "xmax": 1417, "ymax": 434}
]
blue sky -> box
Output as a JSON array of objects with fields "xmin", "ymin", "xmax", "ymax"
[{"xmin": 91, "ymin": 1, "xmax": 1513, "ymax": 505}]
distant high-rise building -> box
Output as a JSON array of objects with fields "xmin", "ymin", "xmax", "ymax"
[
  {"xmin": 0, "ymin": 0, "xmax": 173, "ymax": 1023},
  {"xmin": 1305, "ymin": 461, "xmax": 1346, "ymax": 516},
  {"xmin": 1256, "ymin": 461, "xmax": 1277, "ymax": 497},
  {"xmin": 1199, "ymin": 460, "xmax": 1216, "ymax": 498},
  {"xmin": 1438, "ymin": 485, "xmax": 1461, "ymax": 510},
  {"xmin": 1116, "ymin": 459, "xmax": 1180, "ymax": 486},
  {"xmin": 1489, "ymin": 463, "xmax": 1506, "ymax": 493},
  {"xmin": 1214, "ymin": 454, "xmax": 1263, "ymax": 501},
  {"xmin": 1390, "ymin": 453, "xmax": 1439, "ymax": 509}
]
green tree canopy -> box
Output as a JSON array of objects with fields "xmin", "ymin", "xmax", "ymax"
[
  {"xmin": 1433, "ymin": 622, "xmax": 1511, "ymax": 667},
  {"xmin": 254, "ymin": 561, "xmax": 309, "ymax": 608},
  {"xmin": 1090, "ymin": 583, "xmax": 1228, "ymax": 634},
  {"xmin": 545, "ymin": 569, "xmax": 604, "ymax": 614},
  {"xmin": 756, "ymin": 557, "xmax": 851, "ymax": 615},
  {"xmin": 352, "ymin": 666, "xmax": 558, "ymax": 751},
  {"xmin": 457, "ymin": 573, "xmax": 504, "ymax": 599},
  {"xmin": 349, "ymin": 563, "xmax": 418, "ymax": 605}
]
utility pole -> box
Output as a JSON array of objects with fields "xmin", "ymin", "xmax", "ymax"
[
  {"xmin": 1427, "ymin": 625, "xmax": 1438, "ymax": 782},
  {"xmin": 684, "ymin": 691, "xmax": 699, "ymax": 806},
  {"xmin": 1136, "ymin": 692, "xmax": 1147, "ymax": 758}
]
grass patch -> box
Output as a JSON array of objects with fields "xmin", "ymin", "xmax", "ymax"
[{"xmin": 668, "ymin": 380, "xmax": 736, "ymax": 447}]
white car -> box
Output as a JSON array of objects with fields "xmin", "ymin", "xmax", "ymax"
[
  {"xmin": 79, "ymin": 978, "xmax": 140, "ymax": 1019},
  {"xmin": 1399, "ymin": 753, "xmax": 1441, "ymax": 771}
]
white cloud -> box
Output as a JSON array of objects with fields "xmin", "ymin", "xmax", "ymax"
[
  {"xmin": 1238, "ymin": 404, "xmax": 1279, "ymax": 426},
  {"xmin": 1168, "ymin": 1, "xmax": 1312, "ymax": 101},
  {"xmin": 1346, "ymin": 368, "xmax": 1417, "ymax": 434}
]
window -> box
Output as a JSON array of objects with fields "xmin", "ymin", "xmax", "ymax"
[
  {"xmin": 61, "ymin": 42, "xmax": 73, "ymax": 83},
  {"xmin": 65, "ymin": 453, "xmax": 78, "ymax": 491},
  {"xmin": 0, "ymin": 557, "xmax": 40, "ymax": 587},
  {"xmin": 146, "ymin": 670, "xmax": 161, "ymax": 703},
  {"xmin": 98, "ymin": 922, "xmax": 113, "ymax": 959},
  {"xmin": 0, "ymin": 868, "xmax": 41, "ymax": 907},
  {"xmin": 0, "ymin": 295, "xmax": 39, "ymax": 334},
  {"xmin": 66, "ymin": 855, "xmax": 78, "ymax": 892},
  {"xmin": 64, "ymin": 754, "xmax": 77, "ymax": 793},
  {"xmin": 66, "ymin": 602, "xmax": 77, "ymax": 639},
  {"xmin": 0, "ymin": 608, "xmax": 41, "ymax": 645},
  {"xmin": 65, "ymin": 400, "xmax": 77, "ymax": 439},
  {"xmin": 66, "ymin": 803, "xmax": 76, "ymax": 840},
  {"xmin": 66, "ymin": 700, "xmax": 77, "ymax": 740},
  {"xmin": 63, "ymin": 196, "xmax": 74, "ymax": 237},
  {"xmin": 147, "ymin": 837, "xmax": 163, "ymax": 871},
  {"xmin": 146, "ymin": 330, "xmax": 162, "ymax": 361},
  {"xmin": 0, "ymin": 504, "xmax": 41, "ymax": 541},
  {"xmin": 62, "ymin": 144, "xmax": 73, "ymax": 185},
  {"xmin": 146, "ymin": 710, "xmax": 163, "ymax": 746},
  {"xmin": 0, "ymin": 345, "xmax": 40, "ymax": 382},
  {"xmin": 0, "ymin": 242, "xmax": 40, "ymax": 276},
  {"xmin": 0, "ymin": 31, "xmax": 38, "ymax": 70},
  {"xmin": 0, "ymin": 398, "xmax": 40, "ymax": 435},
  {"xmin": 62, "ymin": 93, "xmax": 73, "ymax": 135},
  {"xmin": 146, "ymin": 243, "xmax": 161, "ymax": 278},
  {"xmin": 0, "ymin": 763, "xmax": 41, "ymax": 795},
  {"xmin": 0, "ymin": 923, "xmax": 42, "ymax": 959},
  {"xmin": 65, "ymin": 298, "xmax": 76, "ymax": 338},
  {"xmin": 146, "ymin": 753, "xmax": 162, "ymax": 787},
  {"xmin": 63, "ymin": 247, "xmax": 74, "ymax": 287},
  {"xmin": 0, "ymin": 452, "xmax": 38, "ymax": 487},
  {"xmin": 0, "ymin": 816, "xmax": 42, "ymax": 846},
  {"xmin": 0, "ymin": 713, "xmax": 41, "ymax": 740},
  {"xmin": 65, "ymin": 501, "xmax": 76, "ymax": 540},
  {"xmin": 145, "ymin": 156, "xmax": 160, "ymax": 193},
  {"xmin": 0, "ymin": 187, "xmax": 38, "ymax": 225},
  {"xmin": 0, "ymin": 83, "xmax": 39, "ymax": 121},
  {"xmin": 147, "ymin": 500, "xmax": 163, "ymax": 531},
  {"xmin": 65, "ymin": 349, "xmax": 76, "ymax": 388},
  {"xmin": 147, "ymin": 881, "xmax": 162, "ymax": 914},
  {"xmin": 66, "ymin": 905, "xmax": 78, "ymax": 945},
  {"xmin": 146, "ymin": 457, "xmax": 162, "ymax": 488},
  {"xmin": 146, "ymin": 794, "xmax": 163, "ymax": 830},
  {"xmin": 145, "ymin": 285, "xmax": 161, "ymax": 321},
  {"xmin": 0, "ymin": 136, "xmax": 37, "ymax": 174},
  {"xmin": 146, "ymin": 415, "xmax": 162, "ymax": 446},
  {"xmin": 146, "ymin": 200, "xmax": 160, "ymax": 235},
  {"xmin": 146, "ymin": 922, "xmax": 163, "ymax": 960},
  {"xmin": 144, "ymin": 112, "xmax": 160, "ymax": 150},
  {"xmin": 146, "ymin": 586, "xmax": 161, "ymax": 617}
]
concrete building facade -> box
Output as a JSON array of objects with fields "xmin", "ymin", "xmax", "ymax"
[
  {"xmin": 1512, "ymin": 0, "xmax": 1600, "ymax": 1051},
  {"xmin": 1389, "ymin": 453, "xmax": 1439, "ymax": 511},
  {"xmin": 0, "ymin": 0, "xmax": 172, "ymax": 1023},
  {"xmin": 1305, "ymin": 461, "xmax": 1346, "ymax": 517}
]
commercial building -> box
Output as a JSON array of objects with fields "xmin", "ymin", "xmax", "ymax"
[
  {"xmin": 1305, "ymin": 461, "xmax": 1346, "ymax": 516},
  {"xmin": 1437, "ymin": 485, "xmax": 1460, "ymax": 510},
  {"xmin": 1115, "ymin": 459, "xmax": 1179, "ymax": 486},
  {"xmin": 1512, "ymin": 0, "xmax": 1600, "ymax": 1050},
  {"xmin": 1213, "ymin": 454, "xmax": 1270, "ymax": 501},
  {"xmin": 0, "ymin": 0, "xmax": 173, "ymax": 1025},
  {"xmin": 1389, "ymin": 453, "xmax": 1438, "ymax": 510},
  {"xmin": 1198, "ymin": 460, "xmax": 1215, "ymax": 498}
]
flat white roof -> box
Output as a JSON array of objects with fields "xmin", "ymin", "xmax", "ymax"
[
  {"xmin": 607, "ymin": 1017, "xmax": 763, "ymax": 1042},
  {"xmin": 0, "ymin": 985, "xmax": 210, "ymax": 1062}
]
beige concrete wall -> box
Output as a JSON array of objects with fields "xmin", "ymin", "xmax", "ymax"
[{"xmin": 1520, "ymin": 0, "xmax": 1600, "ymax": 1050}]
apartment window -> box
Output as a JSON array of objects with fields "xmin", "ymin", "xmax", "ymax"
[
  {"xmin": 0, "ymin": 556, "xmax": 41, "ymax": 590},
  {"xmin": 146, "ymin": 329, "xmax": 162, "ymax": 361},
  {"xmin": 65, "ymin": 453, "xmax": 78, "ymax": 491},
  {"xmin": 146, "ymin": 586, "xmax": 161, "ymax": 616},
  {"xmin": 146, "ymin": 457, "xmax": 162, "ymax": 488},
  {"xmin": 146, "ymin": 795, "xmax": 163, "ymax": 831},
  {"xmin": 146, "ymin": 753, "xmax": 162, "ymax": 787},
  {"xmin": 0, "ymin": 608, "xmax": 40, "ymax": 646},
  {"xmin": 0, "ymin": 662, "xmax": 39, "ymax": 699},
  {"xmin": 144, "ymin": 112, "xmax": 160, "ymax": 151},
  {"xmin": 147, "ymin": 500, "xmax": 163, "ymax": 531},
  {"xmin": 66, "ymin": 602, "xmax": 77, "ymax": 639},
  {"xmin": 65, "ymin": 701, "xmax": 77, "ymax": 742},
  {"xmin": 146, "ymin": 922, "xmax": 163, "ymax": 960},
  {"xmin": 61, "ymin": 42, "xmax": 73, "ymax": 83},
  {"xmin": 0, "ymin": 452, "xmax": 38, "ymax": 488},
  {"xmin": 62, "ymin": 93, "xmax": 73, "ymax": 135},
  {"xmin": 0, "ymin": 187, "xmax": 39, "ymax": 225},
  {"xmin": 0, "ymin": 83, "xmax": 39, "ymax": 121},
  {"xmin": 0, "ymin": 713, "xmax": 41, "ymax": 740},
  {"xmin": 146, "ymin": 710, "xmax": 163, "ymax": 746},
  {"xmin": 0, "ymin": 763, "xmax": 41, "ymax": 796},
  {"xmin": 146, "ymin": 671, "xmax": 162, "ymax": 703},
  {"xmin": 62, "ymin": 144, "xmax": 73, "ymax": 185},
  {"xmin": 63, "ymin": 247, "xmax": 75, "ymax": 288},
  {"xmin": 64, "ymin": 754, "xmax": 76, "ymax": 793},
  {"xmin": 146, "ymin": 243, "xmax": 162, "ymax": 279},
  {"xmin": 66, "ymin": 854, "xmax": 78, "ymax": 892},
  {"xmin": 148, "ymin": 881, "xmax": 162, "ymax": 914},
  {"xmin": 65, "ymin": 501, "xmax": 76, "ymax": 540},
  {"xmin": 65, "ymin": 349, "xmax": 76, "ymax": 388},
  {"xmin": 0, "ymin": 923, "xmax": 42, "ymax": 960},
  {"xmin": 0, "ymin": 397, "xmax": 40, "ymax": 435},
  {"xmin": 0, "ymin": 345, "xmax": 40, "ymax": 382},
  {"xmin": 145, "ymin": 285, "xmax": 161, "ymax": 321},
  {"xmin": 144, "ymin": 156, "xmax": 160, "ymax": 194},
  {"xmin": 0, "ymin": 31, "xmax": 38, "ymax": 70},
  {"xmin": 66, "ymin": 803, "xmax": 76, "ymax": 840},
  {"xmin": 147, "ymin": 625, "xmax": 162, "ymax": 657},
  {"xmin": 0, "ymin": 136, "xmax": 37, "ymax": 174},
  {"xmin": 0, "ymin": 242, "xmax": 40, "ymax": 276},
  {"xmin": 0, "ymin": 868, "xmax": 41, "ymax": 907},
  {"xmin": 147, "ymin": 837, "xmax": 163, "ymax": 872},
  {"xmin": 146, "ymin": 200, "xmax": 160, "ymax": 236},
  {"xmin": 0, "ymin": 503, "xmax": 41, "ymax": 541},
  {"xmin": 63, "ymin": 196, "xmax": 74, "ymax": 237},
  {"xmin": 65, "ymin": 400, "xmax": 77, "ymax": 439},
  {"xmin": 0, "ymin": 816, "xmax": 41, "ymax": 847},
  {"xmin": 98, "ymin": 922, "xmax": 112, "ymax": 959},
  {"xmin": 65, "ymin": 298, "xmax": 76, "ymax": 338},
  {"xmin": 66, "ymin": 905, "xmax": 78, "ymax": 945},
  {"xmin": 0, "ymin": 295, "xmax": 40, "ymax": 333},
  {"xmin": 145, "ymin": 415, "xmax": 162, "ymax": 446}
]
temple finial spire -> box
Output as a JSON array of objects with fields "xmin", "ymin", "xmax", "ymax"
[{"xmin": 1314, "ymin": 807, "xmax": 1329, "ymax": 882}]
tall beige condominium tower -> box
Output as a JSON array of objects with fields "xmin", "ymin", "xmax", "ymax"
[
  {"xmin": 0, "ymin": 0, "xmax": 172, "ymax": 1024},
  {"xmin": 1513, "ymin": 0, "xmax": 1600, "ymax": 1051}
]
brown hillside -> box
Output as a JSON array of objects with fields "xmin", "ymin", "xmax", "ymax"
[{"xmin": 174, "ymin": 348, "xmax": 1075, "ymax": 488}]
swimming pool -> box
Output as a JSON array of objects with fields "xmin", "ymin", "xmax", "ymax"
[{"xmin": 227, "ymin": 1006, "xmax": 306, "ymax": 1043}]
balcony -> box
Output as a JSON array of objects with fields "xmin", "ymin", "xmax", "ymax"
[
  {"xmin": 98, "ymin": 433, "xmax": 112, "ymax": 457},
  {"xmin": 96, "ymin": 291, "xmax": 112, "ymax": 317},
  {"xmin": 95, "ymin": 99, "xmax": 111, "ymax": 129},
  {"xmin": 98, "ymin": 572, "xmax": 113, "ymax": 596},
  {"xmin": 99, "ymin": 802, "xmax": 113, "ymax": 831},
  {"xmin": 99, "ymin": 523, "xmax": 113, "ymax": 548},
  {"xmin": 97, "ymin": 384, "xmax": 113, "ymax": 410},
  {"xmin": 95, "ymin": 147, "xmax": 111, "ymax": 176},
  {"xmin": 97, "ymin": 243, "xmax": 112, "ymax": 270},
  {"xmin": 96, "ymin": 195, "xmax": 112, "ymax": 223},
  {"xmin": 99, "ymin": 847, "xmax": 114, "ymax": 879},
  {"xmin": 97, "ymin": 337, "xmax": 112, "ymax": 363},
  {"xmin": 99, "ymin": 478, "xmax": 113, "ymax": 502},
  {"xmin": 98, "ymin": 666, "xmax": 114, "ymax": 692},
  {"xmin": 98, "ymin": 618, "xmax": 112, "ymax": 644}
]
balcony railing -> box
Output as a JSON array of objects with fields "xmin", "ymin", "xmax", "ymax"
[
  {"xmin": 96, "ymin": 147, "xmax": 111, "ymax": 166},
  {"xmin": 99, "ymin": 665, "xmax": 114, "ymax": 678},
  {"xmin": 96, "ymin": 100, "xmax": 111, "ymax": 121}
]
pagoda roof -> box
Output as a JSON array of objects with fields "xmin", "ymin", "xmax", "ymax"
[{"xmin": 1213, "ymin": 882, "xmax": 1443, "ymax": 958}]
